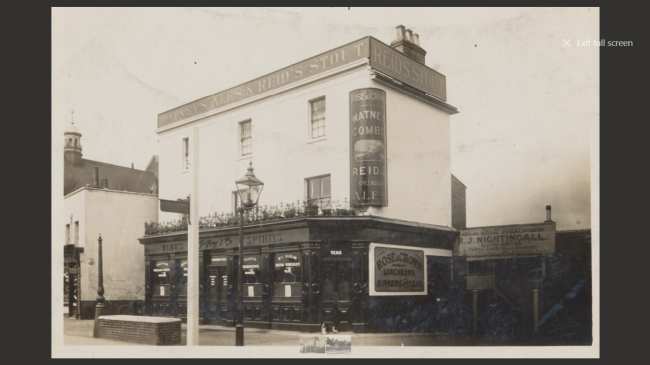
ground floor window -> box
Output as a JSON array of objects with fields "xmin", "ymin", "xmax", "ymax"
[
  {"xmin": 242, "ymin": 255, "xmax": 261, "ymax": 284},
  {"xmin": 273, "ymin": 252, "xmax": 302, "ymax": 297},
  {"xmin": 153, "ymin": 260, "xmax": 171, "ymax": 297}
]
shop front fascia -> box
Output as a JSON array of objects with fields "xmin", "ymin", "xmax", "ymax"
[{"xmin": 139, "ymin": 216, "xmax": 457, "ymax": 332}]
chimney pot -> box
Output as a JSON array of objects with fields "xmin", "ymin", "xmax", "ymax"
[
  {"xmin": 545, "ymin": 205, "xmax": 552, "ymax": 222},
  {"xmin": 405, "ymin": 29, "xmax": 413, "ymax": 42},
  {"xmin": 395, "ymin": 25, "xmax": 406, "ymax": 41}
]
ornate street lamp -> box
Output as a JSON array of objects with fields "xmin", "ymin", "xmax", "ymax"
[{"xmin": 234, "ymin": 161, "xmax": 264, "ymax": 346}]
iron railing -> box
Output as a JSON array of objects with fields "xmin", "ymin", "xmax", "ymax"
[{"xmin": 144, "ymin": 198, "xmax": 357, "ymax": 236}]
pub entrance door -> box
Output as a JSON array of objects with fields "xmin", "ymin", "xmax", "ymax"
[
  {"xmin": 206, "ymin": 265, "xmax": 231, "ymax": 323},
  {"xmin": 320, "ymin": 257, "xmax": 353, "ymax": 331}
]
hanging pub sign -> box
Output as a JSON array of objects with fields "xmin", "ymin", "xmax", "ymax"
[
  {"xmin": 349, "ymin": 88, "xmax": 387, "ymax": 207},
  {"xmin": 458, "ymin": 222, "xmax": 556, "ymax": 259},
  {"xmin": 368, "ymin": 243, "xmax": 426, "ymax": 296},
  {"xmin": 160, "ymin": 198, "xmax": 190, "ymax": 215}
]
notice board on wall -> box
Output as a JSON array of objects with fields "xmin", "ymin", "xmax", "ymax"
[
  {"xmin": 458, "ymin": 222, "xmax": 556, "ymax": 259},
  {"xmin": 368, "ymin": 243, "xmax": 427, "ymax": 296}
]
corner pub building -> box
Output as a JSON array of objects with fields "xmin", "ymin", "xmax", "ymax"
[{"xmin": 138, "ymin": 26, "xmax": 591, "ymax": 336}]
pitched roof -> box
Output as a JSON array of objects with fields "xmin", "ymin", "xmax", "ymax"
[{"xmin": 64, "ymin": 158, "xmax": 158, "ymax": 196}]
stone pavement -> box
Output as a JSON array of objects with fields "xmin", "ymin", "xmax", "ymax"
[{"xmin": 63, "ymin": 316, "xmax": 476, "ymax": 347}]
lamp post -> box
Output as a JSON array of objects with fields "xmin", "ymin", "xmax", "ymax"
[
  {"xmin": 234, "ymin": 161, "xmax": 264, "ymax": 346},
  {"xmin": 93, "ymin": 234, "xmax": 105, "ymax": 337}
]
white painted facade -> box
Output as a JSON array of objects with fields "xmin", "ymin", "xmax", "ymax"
[
  {"xmin": 157, "ymin": 58, "xmax": 453, "ymax": 227},
  {"xmin": 64, "ymin": 187, "xmax": 158, "ymax": 301}
]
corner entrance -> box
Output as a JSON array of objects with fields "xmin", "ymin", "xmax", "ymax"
[{"xmin": 320, "ymin": 257, "xmax": 353, "ymax": 331}]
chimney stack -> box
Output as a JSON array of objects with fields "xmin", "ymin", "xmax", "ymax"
[
  {"xmin": 390, "ymin": 25, "xmax": 427, "ymax": 64},
  {"xmin": 545, "ymin": 205, "xmax": 552, "ymax": 222},
  {"xmin": 93, "ymin": 167, "xmax": 100, "ymax": 188}
]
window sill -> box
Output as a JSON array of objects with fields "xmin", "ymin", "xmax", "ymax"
[
  {"xmin": 306, "ymin": 136, "xmax": 327, "ymax": 144},
  {"xmin": 238, "ymin": 154, "xmax": 253, "ymax": 161}
]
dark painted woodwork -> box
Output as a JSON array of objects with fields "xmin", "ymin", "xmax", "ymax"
[{"xmin": 140, "ymin": 216, "xmax": 456, "ymax": 332}]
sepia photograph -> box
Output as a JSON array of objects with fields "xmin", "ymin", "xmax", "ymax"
[{"xmin": 51, "ymin": 6, "xmax": 599, "ymax": 358}]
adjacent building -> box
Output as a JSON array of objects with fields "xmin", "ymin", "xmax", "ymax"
[{"xmin": 63, "ymin": 122, "xmax": 159, "ymax": 319}]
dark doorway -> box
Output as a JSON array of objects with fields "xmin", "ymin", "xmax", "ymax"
[
  {"xmin": 321, "ymin": 258, "xmax": 353, "ymax": 331},
  {"xmin": 206, "ymin": 264, "xmax": 231, "ymax": 323},
  {"xmin": 65, "ymin": 270, "xmax": 79, "ymax": 318}
]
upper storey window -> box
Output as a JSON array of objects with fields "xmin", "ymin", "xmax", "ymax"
[
  {"xmin": 240, "ymin": 120, "xmax": 252, "ymax": 156},
  {"xmin": 182, "ymin": 137, "xmax": 190, "ymax": 171},
  {"xmin": 310, "ymin": 97, "xmax": 326, "ymax": 139},
  {"xmin": 306, "ymin": 174, "xmax": 331, "ymax": 208}
]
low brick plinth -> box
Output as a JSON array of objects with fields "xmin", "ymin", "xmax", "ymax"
[{"xmin": 93, "ymin": 315, "xmax": 181, "ymax": 345}]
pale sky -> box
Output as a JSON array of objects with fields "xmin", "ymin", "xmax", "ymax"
[{"xmin": 52, "ymin": 7, "xmax": 598, "ymax": 230}]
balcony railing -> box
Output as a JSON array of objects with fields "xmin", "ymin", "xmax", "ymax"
[{"xmin": 144, "ymin": 198, "xmax": 357, "ymax": 237}]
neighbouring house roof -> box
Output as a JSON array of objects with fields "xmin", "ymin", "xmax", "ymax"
[
  {"xmin": 64, "ymin": 158, "xmax": 158, "ymax": 196},
  {"xmin": 145, "ymin": 155, "xmax": 159, "ymax": 179}
]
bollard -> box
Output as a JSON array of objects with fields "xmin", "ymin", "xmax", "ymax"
[
  {"xmin": 472, "ymin": 289, "xmax": 479, "ymax": 337},
  {"xmin": 532, "ymin": 288, "xmax": 540, "ymax": 334}
]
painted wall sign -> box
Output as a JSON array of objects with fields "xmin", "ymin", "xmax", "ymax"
[
  {"xmin": 158, "ymin": 38, "xmax": 371, "ymax": 128},
  {"xmin": 157, "ymin": 37, "xmax": 448, "ymax": 129},
  {"xmin": 368, "ymin": 38, "xmax": 447, "ymax": 101},
  {"xmin": 275, "ymin": 252, "xmax": 301, "ymax": 268},
  {"xmin": 145, "ymin": 242, "xmax": 187, "ymax": 255},
  {"xmin": 458, "ymin": 222, "xmax": 556, "ymax": 258},
  {"xmin": 369, "ymin": 243, "xmax": 426, "ymax": 296},
  {"xmin": 349, "ymin": 88, "xmax": 387, "ymax": 207},
  {"xmin": 144, "ymin": 228, "xmax": 309, "ymax": 255}
]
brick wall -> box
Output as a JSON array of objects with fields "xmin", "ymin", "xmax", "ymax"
[
  {"xmin": 78, "ymin": 300, "xmax": 144, "ymax": 319},
  {"xmin": 94, "ymin": 316, "xmax": 181, "ymax": 345}
]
